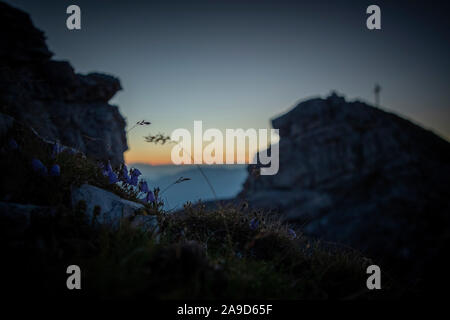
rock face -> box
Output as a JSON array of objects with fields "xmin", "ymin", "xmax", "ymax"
[
  {"xmin": 0, "ymin": 2, "xmax": 127, "ymax": 165},
  {"xmin": 71, "ymin": 184, "xmax": 159, "ymax": 232},
  {"xmin": 71, "ymin": 184, "xmax": 145, "ymax": 227},
  {"xmin": 241, "ymin": 93, "xmax": 450, "ymax": 278}
]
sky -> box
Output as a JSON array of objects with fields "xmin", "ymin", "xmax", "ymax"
[{"xmin": 6, "ymin": 0, "xmax": 450, "ymax": 165}]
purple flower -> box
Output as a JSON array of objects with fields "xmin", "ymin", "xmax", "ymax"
[
  {"xmin": 120, "ymin": 164, "xmax": 131, "ymax": 183},
  {"xmin": 129, "ymin": 175, "xmax": 139, "ymax": 186},
  {"xmin": 31, "ymin": 158, "xmax": 48, "ymax": 176},
  {"xmin": 108, "ymin": 170, "xmax": 119, "ymax": 184},
  {"xmin": 100, "ymin": 162, "xmax": 111, "ymax": 177},
  {"xmin": 130, "ymin": 168, "xmax": 142, "ymax": 178},
  {"xmin": 9, "ymin": 139, "xmax": 19, "ymax": 150},
  {"xmin": 101, "ymin": 161, "xmax": 118, "ymax": 184},
  {"xmin": 98, "ymin": 163, "xmax": 107, "ymax": 175},
  {"xmin": 145, "ymin": 191, "xmax": 155, "ymax": 203},
  {"xmin": 249, "ymin": 218, "xmax": 259, "ymax": 230},
  {"xmin": 139, "ymin": 180, "xmax": 149, "ymax": 193},
  {"xmin": 288, "ymin": 228, "xmax": 297, "ymax": 239},
  {"xmin": 49, "ymin": 164, "xmax": 61, "ymax": 176},
  {"xmin": 106, "ymin": 161, "xmax": 113, "ymax": 174}
]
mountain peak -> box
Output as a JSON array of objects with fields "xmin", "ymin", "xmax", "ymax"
[{"xmin": 241, "ymin": 93, "xmax": 450, "ymax": 282}]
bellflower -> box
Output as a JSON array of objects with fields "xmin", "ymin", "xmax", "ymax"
[
  {"xmin": 101, "ymin": 161, "xmax": 118, "ymax": 183},
  {"xmin": 100, "ymin": 162, "xmax": 109, "ymax": 177},
  {"xmin": 31, "ymin": 158, "xmax": 48, "ymax": 176},
  {"xmin": 288, "ymin": 228, "xmax": 297, "ymax": 240},
  {"xmin": 139, "ymin": 180, "xmax": 149, "ymax": 193},
  {"xmin": 130, "ymin": 168, "xmax": 142, "ymax": 178},
  {"xmin": 106, "ymin": 161, "xmax": 113, "ymax": 174},
  {"xmin": 249, "ymin": 218, "xmax": 259, "ymax": 230},
  {"xmin": 120, "ymin": 164, "xmax": 131, "ymax": 183},
  {"xmin": 108, "ymin": 170, "xmax": 119, "ymax": 184},
  {"xmin": 98, "ymin": 163, "xmax": 106, "ymax": 176},
  {"xmin": 49, "ymin": 164, "xmax": 61, "ymax": 177},
  {"xmin": 129, "ymin": 175, "xmax": 139, "ymax": 186},
  {"xmin": 145, "ymin": 191, "xmax": 155, "ymax": 203}
]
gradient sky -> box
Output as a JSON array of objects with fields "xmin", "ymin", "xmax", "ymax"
[{"xmin": 6, "ymin": 0, "xmax": 450, "ymax": 164}]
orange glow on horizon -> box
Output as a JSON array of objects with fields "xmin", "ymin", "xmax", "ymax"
[
  {"xmin": 125, "ymin": 122, "xmax": 276, "ymax": 165},
  {"xmin": 125, "ymin": 145, "xmax": 256, "ymax": 165},
  {"xmin": 124, "ymin": 150, "xmax": 171, "ymax": 165}
]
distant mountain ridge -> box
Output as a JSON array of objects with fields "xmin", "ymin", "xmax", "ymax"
[{"xmin": 131, "ymin": 164, "xmax": 247, "ymax": 209}]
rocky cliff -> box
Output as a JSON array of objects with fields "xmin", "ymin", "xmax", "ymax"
[
  {"xmin": 0, "ymin": 2, "xmax": 127, "ymax": 165},
  {"xmin": 241, "ymin": 92, "xmax": 450, "ymax": 281}
]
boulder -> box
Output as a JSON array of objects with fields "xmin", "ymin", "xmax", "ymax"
[{"xmin": 71, "ymin": 184, "xmax": 146, "ymax": 228}]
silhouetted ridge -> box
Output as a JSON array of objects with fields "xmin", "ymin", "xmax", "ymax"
[{"xmin": 240, "ymin": 92, "xmax": 450, "ymax": 287}]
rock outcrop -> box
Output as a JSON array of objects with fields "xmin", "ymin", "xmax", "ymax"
[
  {"xmin": 1, "ymin": 114, "xmax": 156, "ymax": 233},
  {"xmin": 71, "ymin": 184, "xmax": 149, "ymax": 228},
  {"xmin": 0, "ymin": 2, "xmax": 127, "ymax": 165},
  {"xmin": 241, "ymin": 92, "xmax": 450, "ymax": 280}
]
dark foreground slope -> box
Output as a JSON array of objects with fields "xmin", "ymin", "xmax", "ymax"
[
  {"xmin": 0, "ymin": 117, "xmax": 386, "ymax": 300},
  {"xmin": 240, "ymin": 93, "xmax": 450, "ymax": 289}
]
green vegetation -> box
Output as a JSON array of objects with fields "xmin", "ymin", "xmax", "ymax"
[
  {"xmin": 3, "ymin": 200, "xmax": 384, "ymax": 299},
  {"xmin": 1, "ymin": 120, "xmax": 391, "ymax": 299}
]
